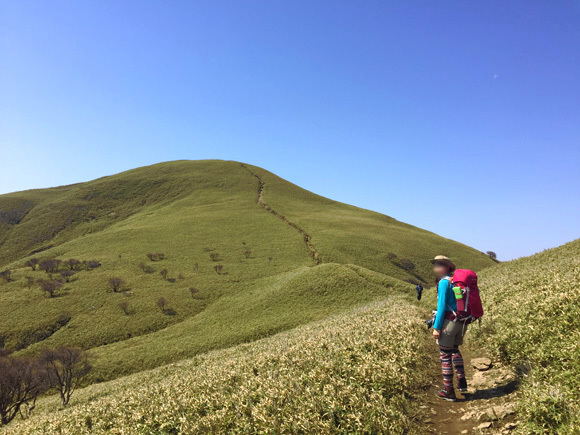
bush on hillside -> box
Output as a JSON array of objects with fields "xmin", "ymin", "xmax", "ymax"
[
  {"xmin": 209, "ymin": 252, "xmax": 220, "ymax": 262},
  {"xmin": 25, "ymin": 276, "xmax": 35, "ymax": 289},
  {"xmin": 146, "ymin": 253, "xmax": 165, "ymax": 262},
  {"xmin": 118, "ymin": 301, "xmax": 130, "ymax": 315},
  {"xmin": 108, "ymin": 277, "xmax": 125, "ymax": 293},
  {"xmin": 24, "ymin": 258, "xmax": 39, "ymax": 271},
  {"xmin": 39, "ymin": 259, "xmax": 61, "ymax": 274},
  {"xmin": 156, "ymin": 297, "xmax": 168, "ymax": 313},
  {"xmin": 66, "ymin": 258, "xmax": 82, "ymax": 270},
  {"xmin": 84, "ymin": 260, "xmax": 101, "ymax": 270},
  {"xmin": 60, "ymin": 270, "xmax": 75, "ymax": 283},
  {"xmin": 138, "ymin": 262, "xmax": 155, "ymax": 274},
  {"xmin": 214, "ymin": 264, "xmax": 223, "ymax": 274},
  {"xmin": 0, "ymin": 269, "xmax": 12, "ymax": 282},
  {"xmin": 38, "ymin": 279, "xmax": 63, "ymax": 298},
  {"xmin": 486, "ymin": 251, "xmax": 497, "ymax": 260},
  {"xmin": 400, "ymin": 258, "xmax": 415, "ymax": 271}
]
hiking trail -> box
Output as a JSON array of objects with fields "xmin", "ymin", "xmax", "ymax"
[
  {"xmin": 241, "ymin": 164, "xmax": 321, "ymax": 265},
  {"xmin": 420, "ymin": 336, "xmax": 522, "ymax": 434}
]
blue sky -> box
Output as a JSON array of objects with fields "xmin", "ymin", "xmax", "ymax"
[{"xmin": 1, "ymin": 1, "xmax": 579, "ymax": 260}]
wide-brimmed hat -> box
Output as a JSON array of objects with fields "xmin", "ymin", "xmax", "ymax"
[{"xmin": 430, "ymin": 255, "xmax": 456, "ymax": 272}]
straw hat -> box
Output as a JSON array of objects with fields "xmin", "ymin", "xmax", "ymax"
[{"xmin": 430, "ymin": 255, "xmax": 456, "ymax": 272}]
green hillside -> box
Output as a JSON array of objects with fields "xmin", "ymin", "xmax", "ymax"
[
  {"xmin": 0, "ymin": 160, "xmax": 493, "ymax": 382},
  {"xmin": 1, "ymin": 296, "xmax": 433, "ymax": 434},
  {"xmin": 476, "ymin": 239, "xmax": 580, "ymax": 433}
]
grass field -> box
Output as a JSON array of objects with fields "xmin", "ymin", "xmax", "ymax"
[
  {"xmin": 0, "ymin": 160, "xmax": 493, "ymax": 382},
  {"xmin": 1, "ymin": 296, "xmax": 433, "ymax": 434},
  {"xmin": 476, "ymin": 239, "xmax": 580, "ymax": 434}
]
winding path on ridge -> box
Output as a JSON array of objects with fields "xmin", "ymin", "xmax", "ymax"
[{"xmin": 241, "ymin": 164, "xmax": 321, "ymax": 265}]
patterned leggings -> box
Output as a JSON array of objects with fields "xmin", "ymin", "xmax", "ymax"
[{"xmin": 439, "ymin": 346, "xmax": 465, "ymax": 390}]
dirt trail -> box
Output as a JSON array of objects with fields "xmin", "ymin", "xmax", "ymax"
[
  {"xmin": 421, "ymin": 335, "xmax": 521, "ymax": 434},
  {"xmin": 241, "ymin": 164, "xmax": 321, "ymax": 265}
]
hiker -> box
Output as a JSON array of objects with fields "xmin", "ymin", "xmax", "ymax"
[
  {"xmin": 431, "ymin": 255, "xmax": 467, "ymax": 401},
  {"xmin": 415, "ymin": 283, "xmax": 423, "ymax": 300}
]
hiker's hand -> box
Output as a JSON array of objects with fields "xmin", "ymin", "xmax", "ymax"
[{"xmin": 432, "ymin": 329, "xmax": 440, "ymax": 339}]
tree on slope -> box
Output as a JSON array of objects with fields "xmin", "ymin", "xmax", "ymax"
[
  {"xmin": 39, "ymin": 347, "xmax": 92, "ymax": 406},
  {"xmin": 0, "ymin": 355, "xmax": 46, "ymax": 426}
]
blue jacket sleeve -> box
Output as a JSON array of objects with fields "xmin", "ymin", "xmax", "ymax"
[{"xmin": 433, "ymin": 278, "xmax": 449, "ymax": 330}]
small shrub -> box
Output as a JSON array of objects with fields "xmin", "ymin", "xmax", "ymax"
[
  {"xmin": 160, "ymin": 269, "xmax": 169, "ymax": 280},
  {"xmin": 209, "ymin": 252, "xmax": 220, "ymax": 262},
  {"xmin": 139, "ymin": 262, "xmax": 155, "ymax": 274},
  {"xmin": 118, "ymin": 301, "xmax": 130, "ymax": 315},
  {"xmin": 60, "ymin": 270, "xmax": 75, "ymax": 283},
  {"xmin": 400, "ymin": 258, "xmax": 415, "ymax": 271},
  {"xmin": 108, "ymin": 277, "xmax": 125, "ymax": 293},
  {"xmin": 268, "ymin": 256, "xmax": 273, "ymax": 263},
  {"xmin": 39, "ymin": 259, "xmax": 61, "ymax": 274},
  {"xmin": 244, "ymin": 250, "xmax": 251, "ymax": 259},
  {"xmin": 387, "ymin": 252, "xmax": 397, "ymax": 261},
  {"xmin": 0, "ymin": 270, "xmax": 12, "ymax": 283},
  {"xmin": 214, "ymin": 264, "xmax": 224, "ymax": 274},
  {"xmin": 66, "ymin": 259, "xmax": 82, "ymax": 270},
  {"xmin": 147, "ymin": 253, "xmax": 165, "ymax": 262},
  {"xmin": 189, "ymin": 287, "xmax": 199, "ymax": 299},
  {"xmin": 25, "ymin": 276, "xmax": 35, "ymax": 289},
  {"xmin": 38, "ymin": 279, "xmax": 63, "ymax": 298},
  {"xmin": 486, "ymin": 251, "xmax": 497, "ymax": 260},
  {"xmin": 85, "ymin": 260, "xmax": 101, "ymax": 270},
  {"xmin": 25, "ymin": 258, "xmax": 39, "ymax": 271},
  {"xmin": 156, "ymin": 297, "xmax": 168, "ymax": 312}
]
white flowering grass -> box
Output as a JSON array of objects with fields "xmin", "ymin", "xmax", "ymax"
[{"xmin": 3, "ymin": 297, "xmax": 431, "ymax": 434}]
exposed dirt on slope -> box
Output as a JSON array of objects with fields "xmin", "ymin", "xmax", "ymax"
[
  {"xmin": 241, "ymin": 164, "xmax": 320, "ymax": 265},
  {"xmin": 420, "ymin": 336, "xmax": 522, "ymax": 434}
]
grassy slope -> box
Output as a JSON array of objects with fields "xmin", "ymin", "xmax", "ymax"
[
  {"xmin": 0, "ymin": 160, "xmax": 493, "ymax": 382},
  {"xmin": 476, "ymin": 239, "xmax": 580, "ymax": 433},
  {"xmin": 2, "ymin": 295, "xmax": 432, "ymax": 435}
]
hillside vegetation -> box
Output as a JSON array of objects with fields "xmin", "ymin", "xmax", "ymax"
[
  {"xmin": 477, "ymin": 239, "xmax": 580, "ymax": 433},
  {"xmin": 2, "ymin": 297, "xmax": 432, "ymax": 434},
  {"xmin": 0, "ymin": 160, "xmax": 493, "ymax": 382}
]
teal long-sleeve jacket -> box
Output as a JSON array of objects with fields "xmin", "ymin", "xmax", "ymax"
[{"xmin": 433, "ymin": 276, "xmax": 457, "ymax": 330}]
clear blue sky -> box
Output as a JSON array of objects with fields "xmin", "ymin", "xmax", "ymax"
[{"xmin": 1, "ymin": 1, "xmax": 579, "ymax": 260}]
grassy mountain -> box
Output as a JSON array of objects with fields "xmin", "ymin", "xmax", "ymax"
[
  {"xmin": 476, "ymin": 239, "xmax": 580, "ymax": 433},
  {"xmin": 0, "ymin": 160, "xmax": 493, "ymax": 382}
]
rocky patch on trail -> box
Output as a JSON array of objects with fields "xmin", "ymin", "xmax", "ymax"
[
  {"xmin": 426, "ymin": 351, "xmax": 521, "ymax": 435},
  {"xmin": 471, "ymin": 357, "xmax": 493, "ymax": 371},
  {"xmin": 461, "ymin": 359, "xmax": 520, "ymax": 433}
]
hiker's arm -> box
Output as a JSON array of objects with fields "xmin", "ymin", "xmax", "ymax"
[{"xmin": 433, "ymin": 279, "xmax": 448, "ymax": 331}]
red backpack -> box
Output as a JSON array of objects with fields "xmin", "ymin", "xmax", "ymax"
[{"xmin": 447, "ymin": 269, "xmax": 484, "ymax": 324}]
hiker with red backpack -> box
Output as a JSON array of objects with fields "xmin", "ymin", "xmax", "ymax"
[{"xmin": 430, "ymin": 255, "xmax": 484, "ymax": 401}]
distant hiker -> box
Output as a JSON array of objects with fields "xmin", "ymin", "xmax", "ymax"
[
  {"xmin": 415, "ymin": 284, "xmax": 423, "ymax": 300},
  {"xmin": 430, "ymin": 255, "xmax": 467, "ymax": 401}
]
